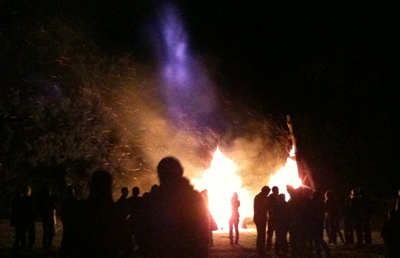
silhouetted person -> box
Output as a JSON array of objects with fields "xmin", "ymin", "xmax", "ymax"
[
  {"xmin": 200, "ymin": 189, "xmax": 218, "ymax": 246},
  {"xmin": 381, "ymin": 210, "xmax": 400, "ymax": 258},
  {"xmin": 138, "ymin": 191, "xmax": 151, "ymax": 257},
  {"xmin": 116, "ymin": 187, "xmax": 133, "ymax": 257},
  {"xmin": 311, "ymin": 191, "xmax": 332, "ymax": 258},
  {"xmin": 147, "ymin": 157, "xmax": 209, "ymax": 258},
  {"xmin": 151, "ymin": 184, "xmax": 159, "ymax": 191},
  {"xmin": 129, "ymin": 186, "xmax": 144, "ymax": 254},
  {"xmin": 11, "ymin": 189, "xmax": 22, "ymax": 249},
  {"xmin": 130, "ymin": 186, "xmax": 140, "ymax": 199},
  {"xmin": 254, "ymin": 186, "xmax": 270, "ymax": 255},
  {"xmin": 80, "ymin": 170, "xmax": 118, "ymax": 258},
  {"xmin": 324, "ymin": 190, "xmax": 344, "ymax": 244},
  {"xmin": 37, "ymin": 186, "xmax": 56, "ymax": 249},
  {"xmin": 18, "ymin": 186, "xmax": 36, "ymax": 249},
  {"xmin": 229, "ymin": 192, "xmax": 240, "ymax": 245},
  {"xmin": 275, "ymin": 193, "xmax": 288, "ymax": 258},
  {"xmin": 396, "ymin": 189, "xmax": 400, "ymax": 211},
  {"xmin": 149, "ymin": 184, "xmax": 160, "ymax": 201},
  {"xmin": 142, "ymin": 192, "xmax": 150, "ymax": 199},
  {"xmin": 116, "ymin": 187, "xmax": 130, "ymax": 227},
  {"xmin": 342, "ymin": 191, "xmax": 354, "ymax": 245},
  {"xmin": 129, "ymin": 186, "xmax": 142, "ymax": 220},
  {"xmin": 128, "ymin": 186, "xmax": 142, "ymax": 213},
  {"xmin": 359, "ymin": 187, "xmax": 375, "ymax": 245},
  {"xmin": 117, "ymin": 187, "xmax": 129, "ymax": 203},
  {"xmin": 266, "ymin": 186, "xmax": 279, "ymax": 252},
  {"xmin": 287, "ymin": 186, "xmax": 309, "ymax": 258},
  {"xmin": 60, "ymin": 185, "xmax": 81, "ymax": 257},
  {"xmin": 348, "ymin": 188, "xmax": 364, "ymax": 246}
]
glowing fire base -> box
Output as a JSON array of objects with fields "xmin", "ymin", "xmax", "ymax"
[{"xmin": 193, "ymin": 146, "xmax": 302, "ymax": 230}]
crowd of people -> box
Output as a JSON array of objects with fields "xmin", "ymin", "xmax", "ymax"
[
  {"xmin": 6, "ymin": 156, "xmax": 400, "ymax": 258},
  {"xmin": 253, "ymin": 185, "xmax": 400, "ymax": 258},
  {"xmin": 11, "ymin": 185, "xmax": 56, "ymax": 250},
  {"xmin": 10, "ymin": 157, "xmax": 210, "ymax": 258}
]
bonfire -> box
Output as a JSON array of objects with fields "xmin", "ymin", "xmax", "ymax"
[{"xmin": 193, "ymin": 145, "xmax": 302, "ymax": 230}]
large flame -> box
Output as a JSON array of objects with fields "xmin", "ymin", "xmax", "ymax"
[
  {"xmin": 192, "ymin": 147, "xmax": 252, "ymax": 230},
  {"xmin": 193, "ymin": 145, "xmax": 303, "ymax": 229},
  {"xmin": 268, "ymin": 146, "xmax": 303, "ymax": 199}
]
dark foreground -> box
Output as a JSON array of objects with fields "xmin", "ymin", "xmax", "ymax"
[{"xmin": 0, "ymin": 220, "xmax": 385, "ymax": 258}]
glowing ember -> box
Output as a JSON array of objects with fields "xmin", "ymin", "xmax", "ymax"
[
  {"xmin": 268, "ymin": 146, "xmax": 303, "ymax": 199},
  {"xmin": 192, "ymin": 147, "xmax": 252, "ymax": 230}
]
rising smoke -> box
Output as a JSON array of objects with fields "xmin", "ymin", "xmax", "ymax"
[{"xmin": 104, "ymin": 2, "xmax": 289, "ymax": 197}]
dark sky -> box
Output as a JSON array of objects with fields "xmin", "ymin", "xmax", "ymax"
[
  {"xmin": 96, "ymin": 0, "xmax": 400, "ymax": 195},
  {"xmin": 165, "ymin": 0, "xmax": 400, "ymax": 195},
  {"xmin": 3, "ymin": 0, "xmax": 399, "ymax": 196}
]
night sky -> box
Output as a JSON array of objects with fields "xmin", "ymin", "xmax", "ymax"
[
  {"xmin": 2, "ymin": 0, "xmax": 400, "ymax": 197},
  {"xmin": 109, "ymin": 0, "xmax": 400, "ymax": 196}
]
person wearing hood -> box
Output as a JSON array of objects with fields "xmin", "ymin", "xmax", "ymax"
[{"xmin": 147, "ymin": 156, "xmax": 210, "ymax": 258}]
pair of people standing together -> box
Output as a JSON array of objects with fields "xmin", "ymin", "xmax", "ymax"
[{"xmin": 254, "ymin": 186, "xmax": 284, "ymax": 256}]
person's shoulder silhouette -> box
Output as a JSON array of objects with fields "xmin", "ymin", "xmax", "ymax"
[
  {"xmin": 148, "ymin": 157, "xmax": 210, "ymax": 258},
  {"xmin": 80, "ymin": 170, "xmax": 118, "ymax": 258}
]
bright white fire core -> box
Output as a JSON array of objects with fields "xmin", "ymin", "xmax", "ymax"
[
  {"xmin": 192, "ymin": 148, "xmax": 252, "ymax": 230},
  {"xmin": 192, "ymin": 146, "xmax": 302, "ymax": 230}
]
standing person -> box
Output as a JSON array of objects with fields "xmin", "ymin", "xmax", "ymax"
[
  {"xmin": 311, "ymin": 191, "xmax": 332, "ymax": 258},
  {"xmin": 229, "ymin": 192, "xmax": 240, "ymax": 245},
  {"xmin": 135, "ymin": 190, "xmax": 151, "ymax": 258},
  {"xmin": 200, "ymin": 189, "xmax": 218, "ymax": 246},
  {"xmin": 266, "ymin": 186, "xmax": 279, "ymax": 252},
  {"xmin": 287, "ymin": 186, "xmax": 309, "ymax": 258},
  {"xmin": 129, "ymin": 186, "xmax": 141, "ymax": 200},
  {"xmin": 11, "ymin": 189, "xmax": 22, "ymax": 249},
  {"xmin": 37, "ymin": 186, "xmax": 56, "ymax": 249},
  {"xmin": 147, "ymin": 157, "xmax": 210, "ymax": 258},
  {"xmin": 116, "ymin": 187, "xmax": 133, "ymax": 257},
  {"xmin": 128, "ymin": 186, "xmax": 144, "ymax": 254},
  {"xmin": 275, "ymin": 193, "xmax": 288, "ymax": 258},
  {"xmin": 79, "ymin": 170, "xmax": 119, "ymax": 258},
  {"xmin": 116, "ymin": 187, "xmax": 129, "ymax": 204},
  {"xmin": 342, "ymin": 191, "xmax": 354, "ymax": 245},
  {"xmin": 348, "ymin": 188, "xmax": 364, "ymax": 246},
  {"xmin": 60, "ymin": 185, "xmax": 81, "ymax": 257},
  {"xmin": 396, "ymin": 189, "xmax": 400, "ymax": 211},
  {"xmin": 128, "ymin": 186, "xmax": 142, "ymax": 213},
  {"xmin": 253, "ymin": 186, "xmax": 270, "ymax": 255},
  {"xmin": 381, "ymin": 210, "xmax": 400, "ymax": 258},
  {"xmin": 359, "ymin": 187, "xmax": 375, "ymax": 245},
  {"xmin": 19, "ymin": 186, "xmax": 36, "ymax": 249},
  {"xmin": 324, "ymin": 190, "xmax": 345, "ymax": 244}
]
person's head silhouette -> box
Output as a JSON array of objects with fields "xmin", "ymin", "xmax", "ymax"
[
  {"xmin": 121, "ymin": 187, "xmax": 129, "ymax": 197},
  {"xmin": 157, "ymin": 157, "xmax": 184, "ymax": 185},
  {"xmin": 89, "ymin": 170, "xmax": 113, "ymax": 203},
  {"xmin": 261, "ymin": 186, "xmax": 271, "ymax": 196},
  {"xmin": 132, "ymin": 186, "xmax": 140, "ymax": 197}
]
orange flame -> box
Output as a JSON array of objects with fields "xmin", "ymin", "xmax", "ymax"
[
  {"xmin": 193, "ymin": 145, "xmax": 302, "ymax": 229},
  {"xmin": 268, "ymin": 146, "xmax": 302, "ymax": 199}
]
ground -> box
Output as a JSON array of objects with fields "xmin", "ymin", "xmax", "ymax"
[
  {"xmin": 210, "ymin": 229, "xmax": 385, "ymax": 258},
  {"xmin": 0, "ymin": 220, "xmax": 385, "ymax": 257}
]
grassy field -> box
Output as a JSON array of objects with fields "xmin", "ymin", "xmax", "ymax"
[{"xmin": 0, "ymin": 220, "xmax": 385, "ymax": 257}]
